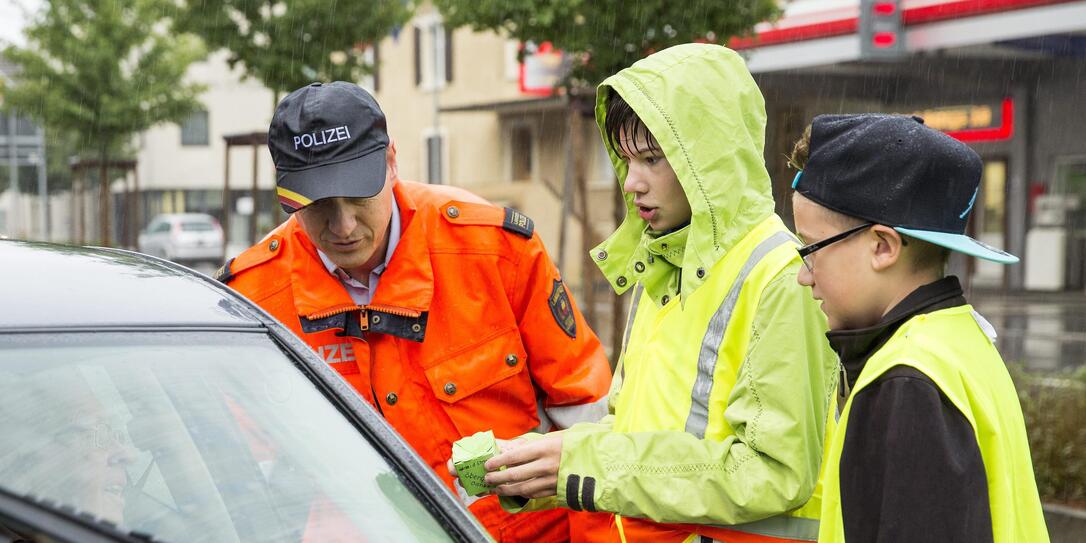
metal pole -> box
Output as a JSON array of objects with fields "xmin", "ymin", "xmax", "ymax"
[
  {"xmin": 7, "ymin": 113, "xmax": 18, "ymax": 237},
  {"xmin": 36, "ymin": 145, "xmax": 48, "ymax": 241},
  {"xmin": 121, "ymin": 167, "xmax": 130, "ymax": 249},
  {"xmin": 76, "ymin": 166, "xmax": 84, "ymax": 245},
  {"xmin": 221, "ymin": 142, "xmax": 230, "ymax": 262},
  {"xmin": 133, "ymin": 164, "xmax": 140, "ymax": 244},
  {"xmin": 558, "ymin": 108, "xmax": 574, "ymax": 272},
  {"xmin": 431, "ymin": 20, "xmax": 441, "ymax": 183},
  {"xmin": 250, "ymin": 142, "xmax": 258, "ymax": 245},
  {"xmin": 1008, "ymin": 87, "xmax": 1030, "ymax": 290}
]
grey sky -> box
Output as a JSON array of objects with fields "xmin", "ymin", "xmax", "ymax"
[{"xmin": 0, "ymin": 0, "xmax": 41, "ymax": 48}]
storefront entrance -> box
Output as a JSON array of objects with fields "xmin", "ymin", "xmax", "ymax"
[{"xmin": 970, "ymin": 158, "xmax": 1009, "ymax": 288}]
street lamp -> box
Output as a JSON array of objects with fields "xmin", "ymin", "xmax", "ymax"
[{"xmin": 27, "ymin": 151, "xmax": 48, "ymax": 240}]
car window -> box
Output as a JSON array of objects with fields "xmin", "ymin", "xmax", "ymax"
[
  {"xmin": 0, "ymin": 332, "xmax": 456, "ymax": 543},
  {"xmin": 153, "ymin": 222, "xmax": 172, "ymax": 233},
  {"xmin": 180, "ymin": 221, "xmax": 215, "ymax": 232}
]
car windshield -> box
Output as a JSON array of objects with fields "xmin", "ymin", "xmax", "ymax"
[
  {"xmin": 0, "ymin": 331, "xmax": 454, "ymax": 543},
  {"xmin": 180, "ymin": 221, "xmax": 215, "ymax": 232}
]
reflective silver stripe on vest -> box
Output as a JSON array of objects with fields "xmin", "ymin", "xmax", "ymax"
[
  {"xmin": 620, "ymin": 284, "xmax": 644, "ymax": 382},
  {"xmin": 685, "ymin": 231, "xmax": 795, "ymax": 438},
  {"xmin": 705, "ymin": 514, "xmax": 820, "ymax": 542}
]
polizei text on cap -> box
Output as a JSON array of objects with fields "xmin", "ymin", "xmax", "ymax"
[{"xmin": 294, "ymin": 125, "xmax": 352, "ymax": 150}]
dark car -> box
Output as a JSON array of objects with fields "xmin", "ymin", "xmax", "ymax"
[{"xmin": 0, "ymin": 240, "xmax": 490, "ymax": 543}]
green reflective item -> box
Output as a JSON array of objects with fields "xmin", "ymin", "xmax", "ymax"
[{"xmin": 452, "ymin": 430, "xmax": 498, "ymax": 496}]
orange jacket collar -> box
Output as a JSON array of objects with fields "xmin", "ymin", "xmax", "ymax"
[{"xmin": 289, "ymin": 180, "xmax": 434, "ymax": 318}]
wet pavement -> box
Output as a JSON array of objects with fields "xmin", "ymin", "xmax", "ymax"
[{"xmin": 970, "ymin": 288, "xmax": 1086, "ymax": 374}]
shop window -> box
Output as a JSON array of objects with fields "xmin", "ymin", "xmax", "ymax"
[
  {"xmin": 413, "ymin": 15, "xmax": 451, "ymax": 91},
  {"xmin": 0, "ymin": 113, "xmax": 40, "ymax": 137},
  {"xmin": 970, "ymin": 159, "xmax": 1008, "ymax": 288},
  {"xmin": 360, "ymin": 43, "xmax": 380, "ymax": 93},
  {"xmin": 16, "ymin": 115, "xmax": 39, "ymax": 136},
  {"xmin": 982, "ymin": 161, "xmax": 1007, "ymax": 234},
  {"xmin": 180, "ymin": 110, "xmax": 209, "ymax": 146},
  {"xmin": 424, "ymin": 131, "xmax": 445, "ymax": 185},
  {"xmin": 511, "ymin": 125, "xmax": 533, "ymax": 182},
  {"xmin": 1056, "ymin": 159, "xmax": 1086, "ymax": 289}
]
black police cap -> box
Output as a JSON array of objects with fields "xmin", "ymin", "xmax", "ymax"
[{"xmin": 269, "ymin": 81, "xmax": 389, "ymax": 213}]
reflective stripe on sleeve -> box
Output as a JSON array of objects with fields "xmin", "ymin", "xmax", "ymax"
[{"xmin": 546, "ymin": 396, "xmax": 609, "ymax": 429}]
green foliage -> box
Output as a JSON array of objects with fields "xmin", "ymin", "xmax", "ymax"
[
  {"xmin": 0, "ymin": 0, "xmax": 207, "ymax": 158},
  {"xmin": 178, "ymin": 0, "xmax": 414, "ymax": 95},
  {"xmin": 433, "ymin": 0, "xmax": 780, "ymax": 89},
  {"xmin": 1012, "ymin": 366, "xmax": 1086, "ymax": 504}
]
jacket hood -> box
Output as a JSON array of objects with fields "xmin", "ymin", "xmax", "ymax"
[{"xmin": 592, "ymin": 43, "xmax": 775, "ymax": 301}]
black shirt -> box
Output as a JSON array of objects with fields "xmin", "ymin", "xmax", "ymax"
[{"xmin": 826, "ymin": 277, "xmax": 994, "ymax": 543}]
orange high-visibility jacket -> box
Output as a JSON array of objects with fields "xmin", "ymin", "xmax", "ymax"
[{"xmin": 220, "ymin": 179, "xmax": 612, "ymax": 541}]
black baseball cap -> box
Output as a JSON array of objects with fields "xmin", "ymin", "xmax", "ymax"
[
  {"xmin": 269, "ymin": 81, "xmax": 389, "ymax": 213},
  {"xmin": 792, "ymin": 113, "xmax": 1018, "ymax": 264}
]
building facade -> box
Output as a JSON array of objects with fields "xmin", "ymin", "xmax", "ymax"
[
  {"xmin": 124, "ymin": 0, "xmax": 1086, "ymax": 299},
  {"xmin": 742, "ymin": 0, "xmax": 1086, "ymax": 292}
]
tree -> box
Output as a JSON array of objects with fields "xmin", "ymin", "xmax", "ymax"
[
  {"xmin": 1, "ymin": 0, "xmax": 206, "ymax": 246},
  {"xmin": 178, "ymin": 0, "xmax": 413, "ymax": 101},
  {"xmin": 433, "ymin": 0, "xmax": 779, "ymax": 90},
  {"xmin": 432, "ymin": 0, "xmax": 780, "ymax": 356}
]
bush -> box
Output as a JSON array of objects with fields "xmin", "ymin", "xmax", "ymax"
[{"xmin": 1012, "ymin": 365, "xmax": 1086, "ymax": 505}]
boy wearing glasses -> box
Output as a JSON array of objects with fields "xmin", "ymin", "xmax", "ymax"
[
  {"xmin": 466, "ymin": 43, "xmax": 839, "ymax": 542},
  {"xmin": 790, "ymin": 114, "xmax": 1048, "ymax": 542}
]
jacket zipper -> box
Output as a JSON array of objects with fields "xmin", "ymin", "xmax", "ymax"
[
  {"xmin": 305, "ymin": 304, "xmax": 422, "ymax": 321},
  {"xmin": 362, "ymin": 303, "xmax": 422, "ymax": 319}
]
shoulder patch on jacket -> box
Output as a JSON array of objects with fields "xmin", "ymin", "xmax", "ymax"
[
  {"xmin": 441, "ymin": 201, "xmax": 534, "ymax": 239},
  {"xmin": 214, "ymin": 258, "xmax": 236, "ymax": 284},
  {"xmin": 223, "ymin": 235, "xmax": 285, "ymax": 281},
  {"xmin": 502, "ymin": 207, "xmax": 534, "ymax": 239},
  {"xmin": 548, "ymin": 279, "xmax": 577, "ymax": 339}
]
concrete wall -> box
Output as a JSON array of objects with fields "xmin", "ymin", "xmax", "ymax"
[
  {"xmin": 371, "ymin": 4, "xmax": 625, "ymax": 295},
  {"xmin": 1030, "ymin": 58, "xmax": 1086, "ymax": 186},
  {"xmin": 374, "ymin": 4, "xmax": 523, "ymax": 188},
  {"xmin": 136, "ymin": 51, "xmax": 277, "ymax": 195}
]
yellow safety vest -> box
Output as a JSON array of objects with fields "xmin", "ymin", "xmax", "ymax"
[
  {"xmin": 614, "ymin": 215, "xmax": 830, "ymax": 542},
  {"xmin": 819, "ymin": 305, "xmax": 1049, "ymax": 542}
]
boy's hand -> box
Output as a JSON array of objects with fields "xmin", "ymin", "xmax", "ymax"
[{"xmin": 483, "ymin": 433, "xmax": 563, "ymax": 499}]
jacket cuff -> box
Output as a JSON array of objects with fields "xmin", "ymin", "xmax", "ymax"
[{"xmin": 557, "ymin": 426, "xmax": 610, "ymax": 513}]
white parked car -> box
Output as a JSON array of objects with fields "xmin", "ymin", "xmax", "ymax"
[{"xmin": 138, "ymin": 213, "xmax": 224, "ymax": 265}]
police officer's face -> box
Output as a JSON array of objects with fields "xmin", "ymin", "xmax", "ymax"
[
  {"xmin": 296, "ymin": 151, "xmax": 397, "ymax": 277},
  {"xmin": 617, "ymin": 127, "xmax": 692, "ymax": 232}
]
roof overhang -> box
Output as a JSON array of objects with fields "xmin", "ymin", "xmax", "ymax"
[
  {"xmin": 223, "ymin": 131, "xmax": 268, "ymax": 146},
  {"xmin": 734, "ymin": 0, "xmax": 1086, "ymax": 73},
  {"xmin": 439, "ymin": 96, "xmax": 569, "ymax": 115}
]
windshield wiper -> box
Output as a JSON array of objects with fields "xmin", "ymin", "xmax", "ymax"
[{"xmin": 0, "ymin": 486, "xmax": 163, "ymax": 543}]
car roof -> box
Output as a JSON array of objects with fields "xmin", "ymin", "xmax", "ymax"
[{"xmin": 0, "ymin": 240, "xmax": 264, "ymax": 330}]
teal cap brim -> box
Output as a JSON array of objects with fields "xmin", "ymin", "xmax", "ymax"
[{"xmin": 894, "ymin": 227, "xmax": 1019, "ymax": 264}]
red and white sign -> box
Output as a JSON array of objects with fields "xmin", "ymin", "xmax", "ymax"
[{"xmin": 518, "ymin": 41, "xmax": 570, "ymax": 96}]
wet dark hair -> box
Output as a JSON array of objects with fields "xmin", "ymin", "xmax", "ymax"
[{"xmin": 604, "ymin": 88, "xmax": 661, "ymax": 157}]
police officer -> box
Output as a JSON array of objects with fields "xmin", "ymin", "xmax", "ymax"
[{"xmin": 218, "ymin": 81, "xmax": 612, "ymax": 542}]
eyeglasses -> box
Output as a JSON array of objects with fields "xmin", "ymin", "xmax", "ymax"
[{"xmin": 797, "ymin": 222, "xmax": 875, "ymax": 271}]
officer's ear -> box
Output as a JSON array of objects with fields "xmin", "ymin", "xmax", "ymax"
[{"xmin": 386, "ymin": 139, "xmax": 399, "ymax": 181}]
